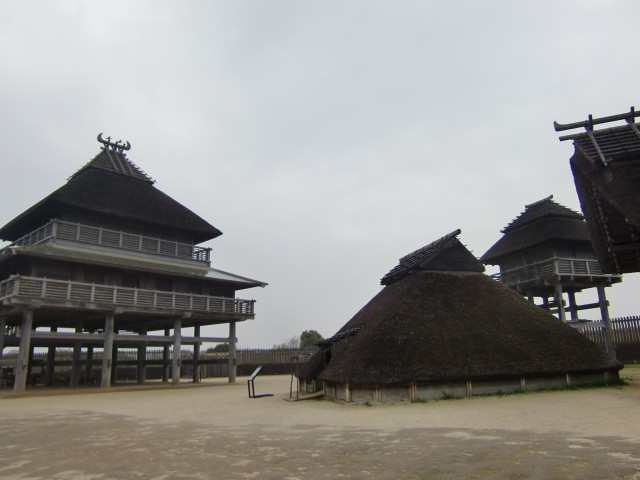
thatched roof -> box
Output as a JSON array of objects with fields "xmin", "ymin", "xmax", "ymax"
[
  {"xmin": 317, "ymin": 270, "xmax": 619, "ymax": 386},
  {"xmin": 314, "ymin": 231, "xmax": 619, "ymax": 386},
  {"xmin": 70, "ymin": 147, "xmax": 155, "ymax": 183},
  {"xmin": 480, "ymin": 196, "xmax": 591, "ymax": 264},
  {"xmin": 568, "ymin": 123, "xmax": 640, "ymax": 273},
  {"xmin": 0, "ymin": 147, "xmax": 222, "ymax": 244},
  {"xmin": 381, "ymin": 229, "xmax": 484, "ymax": 285},
  {"xmin": 297, "ymin": 351, "xmax": 326, "ymax": 380}
]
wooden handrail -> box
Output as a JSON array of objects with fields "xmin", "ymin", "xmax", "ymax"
[
  {"xmin": 1, "ymin": 219, "xmax": 211, "ymax": 264},
  {"xmin": 0, "ymin": 275, "xmax": 255, "ymax": 316},
  {"xmin": 492, "ymin": 257, "xmax": 619, "ymax": 287}
]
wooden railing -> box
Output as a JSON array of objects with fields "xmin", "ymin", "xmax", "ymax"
[
  {"xmin": 491, "ymin": 257, "xmax": 618, "ymax": 287},
  {"xmin": 3, "ymin": 219, "xmax": 211, "ymax": 264},
  {"xmin": 0, "ymin": 275, "xmax": 254, "ymax": 316}
]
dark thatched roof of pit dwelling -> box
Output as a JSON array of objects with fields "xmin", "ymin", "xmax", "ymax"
[
  {"xmin": 297, "ymin": 351, "xmax": 326, "ymax": 380},
  {"xmin": 312, "ymin": 231, "xmax": 620, "ymax": 386},
  {"xmin": 0, "ymin": 147, "xmax": 222, "ymax": 244},
  {"xmin": 568, "ymin": 123, "xmax": 640, "ymax": 274},
  {"xmin": 316, "ymin": 270, "xmax": 620, "ymax": 386},
  {"xmin": 381, "ymin": 229, "xmax": 484, "ymax": 285},
  {"xmin": 480, "ymin": 196, "xmax": 591, "ymax": 265}
]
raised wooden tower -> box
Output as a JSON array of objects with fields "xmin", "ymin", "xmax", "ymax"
[
  {"xmin": 554, "ymin": 107, "xmax": 640, "ymax": 274},
  {"xmin": 480, "ymin": 196, "xmax": 620, "ymax": 354},
  {"xmin": 0, "ymin": 136, "xmax": 265, "ymax": 393}
]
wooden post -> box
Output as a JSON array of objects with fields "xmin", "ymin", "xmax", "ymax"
[
  {"xmin": 110, "ymin": 329, "xmax": 118, "ymax": 385},
  {"xmin": 554, "ymin": 282, "xmax": 566, "ymax": 322},
  {"xmin": 542, "ymin": 296, "xmax": 549, "ymax": 310},
  {"xmin": 228, "ymin": 321, "xmax": 237, "ymax": 384},
  {"xmin": 192, "ymin": 325, "xmax": 200, "ymax": 383},
  {"xmin": 27, "ymin": 346, "xmax": 35, "ymax": 386},
  {"xmin": 162, "ymin": 328, "xmax": 170, "ymax": 382},
  {"xmin": 46, "ymin": 325, "xmax": 57, "ymax": 386},
  {"xmin": 137, "ymin": 326, "xmax": 147, "ymax": 385},
  {"xmin": 101, "ymin": 313, "xmax": 115, "ymax": 388},
  {"xmin": 172, "ymin": 318, "xmax": 181, "ymax": 385},
  {"xmin": 14, "ymin": 309, "xmax": 34, "ymax": 393},
  {"xmin": 70, "ymin": 321, "xmax": 83, "ymax": 388},
  {"xmin": 85, "ymin": 346, "xmax": 94, "ymax": 384},
  {"xmin": 567, "ymin": 291, "xmax": 579, "ymax": 322},
  {"xmin": 0, "ymin": 316, "xmax": 6, "ymax": 364},
  {"xmin": 597, "ymin": 284, "xmax": 616, "ymax": 358}
]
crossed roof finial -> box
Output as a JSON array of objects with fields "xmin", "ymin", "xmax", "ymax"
[{"xmin": 97, "ymin": 133, "xmax": 131, "ymax": 153}]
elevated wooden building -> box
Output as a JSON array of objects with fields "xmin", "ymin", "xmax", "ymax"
[
  {"xmin": 0, "ymin": 136, "xmax": 265, "ymax": 393},
  {"xmin": 555, "ymin": 107, "xmax": 640, "ymax": 274},
  {"xmin": 298, "ymin": 230, "xmax": 620, "ymax": 403},
  {"xmin": 480, "ymin": 196, "xmax": 621, "ymax": 356}
]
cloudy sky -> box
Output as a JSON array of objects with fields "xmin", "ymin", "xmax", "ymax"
[{"xmin": 1, "ymin": 1, "xmax": 638, "ymax": 347}]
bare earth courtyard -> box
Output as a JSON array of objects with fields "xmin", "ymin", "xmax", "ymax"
[{"xmin": 1, "ymin": 369, "xmax": 640, "ymax": 480}]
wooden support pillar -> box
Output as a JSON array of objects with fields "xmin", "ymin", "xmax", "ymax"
[
  {"xmin": 228, "ymin": 321, "xmax": 237, "ymax": 384},
  {"xmin": 597, "ymin": 284, "xmax": 616, "ymax": 358},
  {"xmin": 162, "ymin": 328, "xmax": 170, "ymax": 383},
  {"xmin": 70, "ymin": 321, "xmax": 83, "ymax": 388},
  {"xmin": 101, "ymin": 313, "xmax": 115, "ymax": 389},
  {"xmin": 0, "ymin": 316, "xmax": 6, "ymax": 365},
  {"xmin": 27, "ymin": 346, "xmax": 35, "ymax": 386},
  {"xmin": 554, "ymin": 282, "xmax": 566, "ymax": 322},
  {"xmin": 85, "ymin": 346, "xmax": 94, "ymax": 384},
  {"xmin": 172, "ymin": 318, "xmax": 181, "ymax": 385},
  {"xmin": 567, "ymin": 291, "xmax": 579, "ymax": 322},
  {"xmin": 111, "ymin": 328, "xmax": 119, "ymax": 385},
  {"xmin": 14, "ymin": 309, "xmax": 34, "ymax": 393},
  {"xmin": 137, "ymin": 327, "xmax": 147, "ymax": 385},
  {"xmin": 192, "ymin": 325, "xmax": 200, "ymax": 383},
  {"xmin": 46, "ymin": 325, "xmax": 57, "ymax": 386}
]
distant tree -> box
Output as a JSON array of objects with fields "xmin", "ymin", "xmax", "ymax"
[
  {"xmin": 205, "ymin": 344, "xmax": 229, "ymax": 353},
  {"xmin": 300, "ymin": 330, "xmax": 324, "ymax": 349},
  {"xmin": 272, "ymin": 336, "xmax": 300, "ymax": 349}
]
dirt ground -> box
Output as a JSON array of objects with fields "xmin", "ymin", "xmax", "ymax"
[{"xmin": 1, "ymin": 368, "xmax": 640, "ymax": 480}]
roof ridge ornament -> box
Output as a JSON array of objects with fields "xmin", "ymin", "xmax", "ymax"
[
  {"xmin": 554, "ymin": 106, "xmax": 640, "ymax": 139},
  {"xmin": 524, "ymin": 194, "xmax": 553, "ymax": 209},
  {"xmin": 97, "ymin": 133, "xmax": 131, "ymax": 153}
]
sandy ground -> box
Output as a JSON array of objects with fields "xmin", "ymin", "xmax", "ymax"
[{"xmin": 1, "ymin": 369, "xmax": 640, "ymax": 480}]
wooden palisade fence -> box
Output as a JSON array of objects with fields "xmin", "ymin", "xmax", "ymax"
[
  {"xmin": 573, "ymin": 316, "xmax": 640, "ymax": 362},
  {"xmin": 3, "ymin": 317, "xmax": 640, "ymax": 387},
  {"xmin": 0, "ymin": 347, "xmax": 316, "ymax": 386}
]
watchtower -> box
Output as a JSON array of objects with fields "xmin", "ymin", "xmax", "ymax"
[
  {"xmin": 0, "ymin": 135, "xmax": 266, "ymax": 393},
  {"xmin": 554, "ymin": 107, "xmax": 640, "ymax": 274},
  {"xmin": 480, "ymin": 196, "xmax": 621, "ymax": 354}
]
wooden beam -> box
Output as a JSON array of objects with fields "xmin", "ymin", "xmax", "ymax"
[
  {"xmin": 573, "ymin": 302, "xmax": 604, "ymax": 311},
  {"xmin": 22, "ymin": 331, "xmax": 230, "ymax": 345}
]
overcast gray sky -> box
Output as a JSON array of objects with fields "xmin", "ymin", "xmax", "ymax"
[{"xmin": 1, "ymin": 1, "xmax": 638, "ymax": 347}]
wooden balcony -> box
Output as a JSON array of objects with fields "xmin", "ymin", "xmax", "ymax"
[
  {"xmin": 0, "ymin": 275, "xmax": 255, "ymax": 318},
  {"xmin": 490, "ymin": 257, "xmax": 621, "ymax": 289},
  {"xmin": 2, "ymin": 219, "xmax": 211, "ymax": 264}
]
